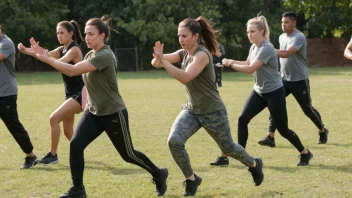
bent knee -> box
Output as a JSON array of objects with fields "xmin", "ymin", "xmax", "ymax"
[
  {"xmin": 238, "ymin": 115, "xmax": 250, "ymax": 125},
  {"xmin": 167, "ymin": 135, "xmax": 184, "ymax": 148}
]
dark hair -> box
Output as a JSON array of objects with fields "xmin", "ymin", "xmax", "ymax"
[
  {"xmin": 57, "ymin": 20, "xmax": 84, "ymax": 45},
  {"xmin": 86, "ymin": 16, "xmax": 111, "ymax": 43},
  {"xmin": 282, "ymin": 11, "xmax": 297, "ymax": 21},
  {"xmin": 179, "ymin": 16, "xmax": 220, "ymax": 56}
]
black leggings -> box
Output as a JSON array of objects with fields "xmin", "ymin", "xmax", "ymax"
[
  {"xmin": 70, "ymin": 109, "xmax": 160, "ymax": 187},
  {"xmin": 238, "ymin": 87, "xmax": 305, "ymax": 152},
  {"xmin": 269, "ymin": 79, "xmax": 324, "ymax": 132},
  {"xmin": 0, "ymin": 95, "xmax": 33, "ymax": 154}
]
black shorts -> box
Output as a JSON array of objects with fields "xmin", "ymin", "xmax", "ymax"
[{"xmin": 65, "ymin": 92, "xmax": 82, "ymax": 106}]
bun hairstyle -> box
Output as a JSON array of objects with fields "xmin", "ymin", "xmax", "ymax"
[
  {"xmin": 179, "ymin": 16, "xmax": 220, "ymax": 56},
  {"xmin": 247, "ymin": 15, "xmax": 270, "ymax": 41},
  {"xmin": 57, "ymin": 20, "xmax": 84, "ymax": 45},
  {"xmin": 86, "ymin": 16, "xmax": 112, "ymax": 43}
]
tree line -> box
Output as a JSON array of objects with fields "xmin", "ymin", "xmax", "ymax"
[{"xmin": 1, "ymin": 0, "xmax": 351, "ymax": 71}]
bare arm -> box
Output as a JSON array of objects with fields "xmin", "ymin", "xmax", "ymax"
[
  {"xmin": 276, "ymin": 45, "xmax": 297, "ymax": 58},
  {"xmin": 0, "ymin": 53, "xmax": 4, "ymax": 61},
  {"xmin": 151, "ymin": 50, "xmax": 182, "ymax": 67},
  {"xmin": 18, "ymin": 43, "xmax": 61, "ymax": 59},
  {"xmin": 223, "ymin": 58, "xmax": 264, "ymax": 74},
  {"xmin": 30, "ymin": 37, "xmax": 94, "ymax": 76},
  {"xmin": 344, "ymin": 42, "xmax": 352, "ymax": 60},
  {"xmin": 153, "ymin": 41, "xmax": 208, "ymax": 84},
  {"xmin": 56, "ymin": 46, "xmax": 83, "ymax": 64},
  {"xmin": 222, "ymin": 56, "xmax": 250, "ymax": 66}
]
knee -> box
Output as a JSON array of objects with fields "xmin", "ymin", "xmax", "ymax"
[
  {"xmin": 69, "ymin": 138, "xmax": 82, "ymax": 154},
  {"xmin": 167, "ymin": 135, "xmax": 184, "ymax": 149},
  {"xmin": 121, "ymin": 153, "xmax": 136, "ymax": 164},
  {"xmin": 238, "ymin": 115, "xmax": 250, "ymax": 126},
  {"xmin": 49, "ymin": 113, "xmax": 60, "ymax": 125}
]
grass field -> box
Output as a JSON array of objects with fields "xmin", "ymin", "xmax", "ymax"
[{"xmin": 0, "ymin": 68, "xmax": 351, "ymax": 198}]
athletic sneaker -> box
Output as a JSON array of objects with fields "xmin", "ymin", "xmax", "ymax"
[
  {"xmin": 59, "ymin": 185, "xmax": 86, "ymax": 198},
  {"xmin": 297, "ymin": 149, "xmax": 313, "ymax": 166},
  {"xmin": 38, "ymin": 152, "xmax": 59, "ymax": 165},
  {"xmin": 21, "ymin": 155, "xmax": 37, "ymax": 169},
  {"xmin": 210, "ymin": 156, "xmax": 229, "ymax": 167},
  {"xmin": 248, "ymin": 157, "xmax": 264, "ymax": 186},
  {"xmin": 258, "ymin": 136, "xmax": 276, "ymax": 147},
  {"xmin": 183, "ymin": 174, "xmax": 202, "ymax": 196},
  {"xmin": 153, "ymin": 168, "xmax": 168, "ymax": 196},
  {"xmin": 318, "ymin": 128, "xmax": 329, "ymax": 144}
]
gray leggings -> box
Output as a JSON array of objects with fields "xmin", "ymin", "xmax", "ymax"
[{"xmin": 168, "ymin": 108, "xmax": 254, "ymax": 178}]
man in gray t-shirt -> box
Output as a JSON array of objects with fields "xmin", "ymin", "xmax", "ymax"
[
  {"xmin": 258, "ymin": 12, "xmax": 328, "ymax": 147},
  {"xmin": 0, "ymin": 24, "xmax": 37, "ymax": 169},
  {"xmin": 344, "ymin": 36, "xmax": 352, "ymax": 60}
]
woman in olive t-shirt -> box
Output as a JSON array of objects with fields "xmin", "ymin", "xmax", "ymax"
[
  {"xmin": 152, "ymin": 16, "xmax": 263, "ymax": 196},
  {"xmin": 29, "ymin": 16, "xmax": 168, "ymax": 198}
]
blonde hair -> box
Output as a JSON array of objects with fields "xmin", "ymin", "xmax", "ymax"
[{"xmin": 247, "ymin": 15, "xmax": 270, "ymax": 41}]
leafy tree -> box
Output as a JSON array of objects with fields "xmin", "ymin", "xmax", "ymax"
[{"xmin": 283, "ymin": 0, "xmax": 352, "ymax": 38}]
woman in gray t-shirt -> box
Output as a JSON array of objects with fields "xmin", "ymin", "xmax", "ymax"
[
  {"xmin": 152, "ymin": 16, "xmax": 263, "ymax": 196},
  {"xmin": 220, "ymin": 16, "xmax": 313, "ymax": 166}
]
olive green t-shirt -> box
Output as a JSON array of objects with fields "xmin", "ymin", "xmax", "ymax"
[
  {"xmin": 178, "ymin": 45, "xmax": 225, "ymax": 114},
  {"xmin": 83, "ymin": 45, "xmax": 126, "ymax": 115}
]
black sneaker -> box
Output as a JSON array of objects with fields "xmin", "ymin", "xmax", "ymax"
[
  {"xmin": 258, "ymin": 136, "xmax": 276, "ymax": 147},
  {"xmin": 183, "ymin": 174, "xmax": 202, "ymax": 196},
  {"xmin": 318, "ymin": 128, "xmax": 329, "ymax": 144},
  {"xmin": 38, "ymin": 152, "xmax": 59, "ymax": 165},
  {"xmin": 59, "ymin": 186, "xmax": 87, "ymax": 198},
  {"xmin": 210, "ymin": 156, "xmax": 229, "ymax": 167},
  {"xmin": 248, "ymin": 157, "xmax": 264, "ymax": 186},
  {"xmin": 297, "ymin": 149, "xmax": 313, "ymax": 166},
  {"xmin": 21, "ymin": 155, "xmax": 37, "ymax": 169},
  {"xmin": 153, "ymin": 168, "xmax": 168, "ymax": 196}
]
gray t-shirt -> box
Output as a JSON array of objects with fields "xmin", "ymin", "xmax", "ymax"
[
  {"xmin": 249, "ymin": 40, "xmax": 283, "ymax": 94},
  {"xmin": 0, "ymin": 34, "xmax": 18, "ymax": 97},
  {"xmin": 178, "ymin": 45, "xmax": 225, "ymax": 114},
  {"xmin": 279, "ymin": 29, "xmax": 309, "ymax": 81},
  {"xmin": 83, "ymin": 45, "xmax": 126, "ymax": 116}
]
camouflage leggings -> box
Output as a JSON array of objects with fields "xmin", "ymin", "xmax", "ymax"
[{"xmin": 167, "ymin": 108, "xmax": 254, "ymax": 178}]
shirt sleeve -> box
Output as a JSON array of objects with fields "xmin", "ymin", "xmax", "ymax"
[
  {"xmin": 177, "ymin": 49, "xmax": 186, "ymax": 61},
  {"xmin": 0, "ymin": 39, "xmax": 15, "ymax": 59},
  {"xmin": 88, "ymin": 50, "xmax": 112, "ymax": 71},
  {"xmin": 255, "ymin": 45, "xmax": 272, "ymax": 64},
  {"xmin": 289, "ymin": 34, "xmax": 305, "ymax": 51}
]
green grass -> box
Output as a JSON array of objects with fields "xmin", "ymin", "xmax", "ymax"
[{"xmin": 1, "ymin": 68, "xmax": 352, "ymax": 198}]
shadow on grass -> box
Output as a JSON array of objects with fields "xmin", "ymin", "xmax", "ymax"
[
  {"xmin": 84, "ymin": 160, "xmax": 147, "ymax": 175},
  {"xmin": 265, "ymin": 164, "xmax": 352, "ymax": 174}
]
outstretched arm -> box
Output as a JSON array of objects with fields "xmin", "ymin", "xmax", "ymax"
[
  {"xmin": 30, "ymin": 37, "xmax": 94, "ymax": 76},
  {"xmin": 153, "ymin": 41, "xmax": 208, "ymax": 84},
  {"xmin": 223, "ymin": 57, "xmax": 264, "ymax": 74}
]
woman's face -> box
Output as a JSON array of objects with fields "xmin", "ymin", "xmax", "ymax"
[
  {"xmin": 84, "ymin": 25, "xmax": 104, "ymax": 49},
  {"xmin": 56, "ymin": 26, "xmax": 72, "ymax": 45},
  {"xmin": 247, "ymin": 24, "xmax": 262, "ymax": 44},
  {"xmin": 178, "ymin": 26, "xmax": 198, "ymax": 50}
]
